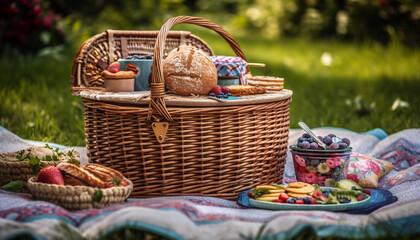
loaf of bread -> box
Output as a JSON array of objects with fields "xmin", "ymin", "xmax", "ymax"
[
  {"xmin": 227, "ymin": 85, "xmax": 267, "ymax": 96},
  {"xmin": 163, "ymin": 45, "xmax": 217, "ymax": 96},
  {"xmin": 56, "ymin": 162, "xmax": 128, "ymax": 188}
]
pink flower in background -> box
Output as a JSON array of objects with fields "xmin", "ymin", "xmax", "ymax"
[
  {"xmin": 305, "ymin": 172, "xmax": 318, "ymax": 184},
  {"xmin": 294, "ymin": 155, "xmax": 306, "ymax": 167},
  {"xmin": 355, "ymin": 160, "xmax": 380, "ymax": 175},
  {"xmin": 326, "ymin": 158, "xmax": 336, "ymax": 168},
  {"xmin": 317, "ymin": 176, "xmax": 327, "ymax": 186}
]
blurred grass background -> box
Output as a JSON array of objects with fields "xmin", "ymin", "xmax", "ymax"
[{"xmin": 1, "ymin": 0, "xmax": 419, "ymax": 147}]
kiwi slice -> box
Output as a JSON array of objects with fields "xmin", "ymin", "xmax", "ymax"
[{"xmin": 335, "ymin": 179, "xmax": 363, "ymax": 191}]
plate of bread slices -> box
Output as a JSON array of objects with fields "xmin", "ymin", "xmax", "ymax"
[{"xmin": 27, "ymin": 162, "xmax": 133, "ymax": 211}]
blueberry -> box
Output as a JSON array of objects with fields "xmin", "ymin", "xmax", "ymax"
[
  {"xmin": 298, "ymin": 137, "xmax": 305, "ymax": 143},
  {"xmin": 307, "ymin": 137, "xmax": 314, "ymax": 143},
  {"xmin": 303, "ymin": 197, "xmax": 311, "ymax": 204},
  {"xmin": 286, "ymin": 198, "xmax": 295, "ymax": 204},
  {"xmin": 217, "ymin": 93, "xmax": 224, "ymax": 98},
  {"xmin": 328, "ymin": 134, "xmax": 336, "ymax": 138},
  {"xmin": 323, "ymin": 188, "xmax": 330, "ymax": 197},
  {"xmin": 297, "ymin": 141, "xmax": 302, "ymax": 147},
  {"xmin": 146, "ymin": 55, "xmax": 153, "ymax": 59},
  {"xmin": 224, "ymin": 93, "xmax": 229, "ymax": 98},
  {"xmin": 302, "ymin": 133, "xmax": 310, "ymax": 138},
  {"xmin": 342, "ymin": 137, "xmax": 351, "ymax": 146},
  {"xmin": 338, "ymin": 142, "xmax": 348, "ymax": 149},
  {"xmin": 323, "ymin": 136, "xmax": 332, "ymax": 145},
  {"xmin": 310, "ymin": 142, "xmax": 319, "ymax": 149},
  {"xmin": 209, "ymin": 92, "xmax": 216, "ymax": 97},
  {"xmin": 329, "ymin": 143, "xmax": 339, "ymax": 150},
  {"xmin": 227, "ymin": 92, "xmax": 232, "ymax": 96},
  {"xmin": 295, "ymin": 197, "xmax": 303, "ymax": 200},
  {"xmin": 301, "ymin": 141, "xmax": 310, "ymax": 149}
]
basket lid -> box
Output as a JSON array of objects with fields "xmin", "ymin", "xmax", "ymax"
[{"xmin": 79, "ymin": 89, "xmax": 293, "ymax": 107}]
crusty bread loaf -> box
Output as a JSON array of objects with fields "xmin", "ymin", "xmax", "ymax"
[
  {"xmin": 227, "ymin": 85, "xmax": 267, "ymax": 96},
  {"xmin": 163, "ymin": 45, "xmax": 217, "ymax": 96},
  {"xmin": 57, "ymin": 162, "xmax": 107, "ymax": 188},
  {"xmin": 84, "ymin": 163, "xmax": 124, "ymax": 180},
  {"xmin": 63, "ymin": 175, "xmax": 85, "ymax": 186}
]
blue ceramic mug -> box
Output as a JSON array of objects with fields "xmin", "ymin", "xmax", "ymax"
[{"xmin": 118, "ymin": 59, "xmax": 153, "ymax": 91}]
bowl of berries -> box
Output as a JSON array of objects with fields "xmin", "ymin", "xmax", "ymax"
[{"xmin": 290, "ymin": 129, "xmax": 352, "ymax": 187}]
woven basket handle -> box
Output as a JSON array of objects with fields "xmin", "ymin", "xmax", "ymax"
[{"xmin": 148, "ymin": 16, "xmax": 249, "ymax": 122}]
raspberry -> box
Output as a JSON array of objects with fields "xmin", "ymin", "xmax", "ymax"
[
  {"xmin": 210, "ymin": 85, "xmax": 222, "ymax": 95},
  {"xmin": 221, "ymin": 86, "xmax": 230, "ymax": 94},
  {"xmin": 356, "ymin": 195, "xmax": 365, "ymax": 201}
]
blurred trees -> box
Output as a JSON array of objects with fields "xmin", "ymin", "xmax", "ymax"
[{"xmin": 1, "ymin": 0, "xmax": 419, "ymax": 55}]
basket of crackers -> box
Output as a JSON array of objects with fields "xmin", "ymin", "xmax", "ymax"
[
  {"xmin": 27, "ymin": 163, "xmax": 133, "ymax": 211},
  {"xmin": 70, "ymin": 16, "xmax": 292, "ymax": 200}
]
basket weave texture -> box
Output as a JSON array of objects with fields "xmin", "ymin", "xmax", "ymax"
[
  {"xmin": 0, "ymin": 152, "xmax": 60, "ymax": 187},
  {"xmin": 27, "ymin": 177, "xmax": 133, "ymax": 211},
  {"xmin": 71, "ymin": 16, "xmax": 292, "ymax": 200}
]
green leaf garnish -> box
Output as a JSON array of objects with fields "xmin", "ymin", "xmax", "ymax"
[
  {"xmin": 26, "ymin": 157, "xmax": 41, "ymax": 175},
  {"xmin": 92, "ymin": 190, "xmax": 103, "ymax": 203},
  {"xmin": 67, "ymin": 159, "xmax": 80, "ymax": 167},
  {"xmin": 1, "ymin": 180, "xmax": 24, "ymax": 193},
  {"xmin": 251, "ymin": 188, "xmax": 270, "ymax": 199},
  {"xmin": 270, "ymin": 183, "xmax": 285, "ymax": 189}
]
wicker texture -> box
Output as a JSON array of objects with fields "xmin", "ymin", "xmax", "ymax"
[
  {"xmin": 71, "ymin": 30, "xmax": 213, "ymax": 93},
  {"xmin": 0, "ymin": 152, "xmax": 60, "ymax": 186},
  {"xmin": 27, "ymin": 177, "xmax": 133, "ymax": 211},
  {"xmin": 74, "ymin": 16, "xmax": 292, "ymax": 200}
]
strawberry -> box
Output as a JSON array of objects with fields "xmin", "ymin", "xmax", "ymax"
[
  {"xmin": 36, "ymin": 166, "xmax": 64, "ymax": 185},
  {"xmin": 120, "ymin": 179, "xmax": 128, "ymax": 186},
  {"xmin": 356, "ymin": 195, "xmax": 365, "ymax": 201},
  {"xmin": 279, "ymin": 193, "xmax": 289, "ymax": 201},
  {"xmin": 295, "ymin": 199, "xmax": 304, "ymax": 204},
  {"xmin": 310, "ymin": 199, "xmax": 317, "ymax": 204},
  {"xmin": 273, "ymin": 199, "xmax": 285, "ymax": 204},
  {"xmin": 363, "ymin": 189, "xmax": 371, "ymax": 196},
  {"xmin": 107, "ymin": 62, "xmax": 120, "ymax": 73},
  {"xmin": 247, "ymin": 191, "xmax": 253, "ymax": 198},
  {"xmin": 312, "ymin": 189, "xmax": 322, "ymax": 199},
  {"xmin": 319, "ymin": 195, "xmax": 328, "ymax": 202},
  {"xmin": 210, "ymin": 85, "xmax": 222, "ymax": 95},
  {"xmin": 221, "ymin": 86, "xmax": 230, "ymax": 94}
]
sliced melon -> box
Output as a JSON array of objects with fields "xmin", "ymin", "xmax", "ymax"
[{"xmin": 335, "ymin": 179, "xmax": 363, "ymax": 191}]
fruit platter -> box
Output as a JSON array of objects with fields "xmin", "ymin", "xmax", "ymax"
[{"xmin": 246, "ymin": 179, "xmax": 372, "ymax": 211}]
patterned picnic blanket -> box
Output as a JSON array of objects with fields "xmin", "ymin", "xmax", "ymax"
[{"xmin": 1, "ymin": 126, "xmax": 419, "ymax": 239}]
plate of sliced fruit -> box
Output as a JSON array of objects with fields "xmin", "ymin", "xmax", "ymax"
[{"xmin": 247, "ymin": 180, "xmax": 371, "ymax": 211}]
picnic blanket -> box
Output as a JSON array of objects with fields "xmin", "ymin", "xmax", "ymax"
[{"xmin": 1, "ymin": 126, "xmax": 420, "ymax": 239}]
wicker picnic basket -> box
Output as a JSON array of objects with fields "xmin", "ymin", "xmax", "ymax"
[{"xmin": 70, "ymin": 16, "xmax": 292, "ymax": 200}]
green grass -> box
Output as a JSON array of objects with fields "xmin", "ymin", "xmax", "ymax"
[{"xmin": 1, "ymin": 31, "xmax": 419, "ymax": 147}]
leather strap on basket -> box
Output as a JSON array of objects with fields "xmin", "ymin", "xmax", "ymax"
[{"xmin": 147, "ymin": 16, "xmax": 250, "ymax": 122}]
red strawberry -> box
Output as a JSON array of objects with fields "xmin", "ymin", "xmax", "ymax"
[
  {"xmin": 210, "ymin": 85, "xmax": 222, "ymax": 95},
  {"xmin": 312, "ymin": 189, "xmax": 322, "ymax": 199},
  {"xmin": 279, "ymin": 193, "xmax": 289, "ymax": 201},
  {"xmin": 273, "ymin": 199, "xmax": 285, "ymax": 203},
  {"xmin": 107, "ymin": 62, "xmax": 120, "ymax": 73},
  {"xmin": 295, "ymin": 199, "xmax": 304, "ymax": 204},
  {"xmin": 221, "ymin": 86, "xmax": 230, "ymax": 94},
  {"xmin": 247, "ymin": 191, "xmax": 253, "ymax": 198},
  {"xmin": 319, "ymin": 195, "xmax": 328, "ymax": 202},
  {"xmin": 356, "ymin": 195, "xmax": 365, "ymax": 201},
  {"xmin": 120, "ymin": 179, "xmax": 128, "ymax": 186},
  {"xmin": 363, "ymin": 189, "xmax": 371, "ymax": 196},
  {"xmin": 310, "ymin": 199, "xmax": 317, "ymax": 204},
  {"xmin": 36, "ymin": 166, "xmax": 64, "ymax": 185}
]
